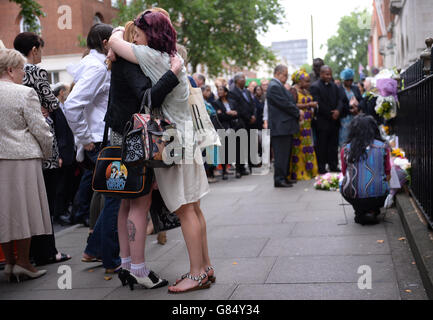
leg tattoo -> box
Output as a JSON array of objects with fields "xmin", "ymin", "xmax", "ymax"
[{"xmin": 127, "ymin": 219, "xmax": 136, "ymax": 242}]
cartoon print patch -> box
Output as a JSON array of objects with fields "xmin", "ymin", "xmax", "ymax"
[{"xmin": 106, "ymin": 161, "xmax": 128, "ymax": 190}]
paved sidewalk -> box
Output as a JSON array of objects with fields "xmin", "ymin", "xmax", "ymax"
[{"xmin": 0, "ymin": 172, "xmax": 428, "ymax": 300}]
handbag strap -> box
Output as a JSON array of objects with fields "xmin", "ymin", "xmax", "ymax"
[
  {"xmin": 139, "ymin": 87, "xmax": 166, "ymax": 120},
  {"xmin": 139, "ymin": 88, "xmax": 152, "ymax": 115},
  {"xmin": 102, "ymin": 122, "xmax": 109, "ymax": 149}
]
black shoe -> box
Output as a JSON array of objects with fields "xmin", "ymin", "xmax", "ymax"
[
  {"xmin": 240, "ymin": 170, "xmax": 250, "ymax": 176},
  {"xmin": 354, "ymin": 213, "xmax": 379, "ymax": 226},
  {"xmin": 72, "ymin": 216, "xmax": 89, "ymax": 227},
  {"xmin": 126, "ymin": 270, "xmax": 168, "ymax": 290},
  {"xmin": 274, "ymin": 181, "xmax": 293, "ymax": 188},
  {"xmin": 56, "ymin": 214, "xmax": 72, "ymax": 226},
  {"xmin": 222, "ymin": 174, "xmax": 228, "ymax": 181},
  {"xmin": 363, "ymin": 212, "xmax": 379, "ymax": 225},
  {"xmin": 35, "ymin": 252, "xmax": 72, "ymax": 267},
  {"xmin": 118, "ymin": 269, "xmax": 130, "ymax": 286},
  {"xmin": 286, "ymin": 178, "xmax": 297, "ymax": 184},
  {"xmin": 236, "ymin": 172, "xmax": 242, "ymax": 179}
]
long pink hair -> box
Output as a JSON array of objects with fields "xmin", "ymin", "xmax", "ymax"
[{"xmin": 134, "ymin": 11, "xmax": 177, "ymax": 56}]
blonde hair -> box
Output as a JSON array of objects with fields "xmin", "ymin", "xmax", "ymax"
[
  {"xmin": 106, "ymin": 21, "xmax": 135, "ymax": 70},
  {"xmin": 176, "ymin": 44, "xmax": 188, "ymax": 64},
  {"xmin": 215, "ymin": 77, "xmax": 228, "ymax": 88},
  {"xmin": 0, "ymin": 49, "xmax": 26, "ymax": 77},
  {"xmin": 124, "ymin": 21, "xmax": 135, "ymax": 43}
]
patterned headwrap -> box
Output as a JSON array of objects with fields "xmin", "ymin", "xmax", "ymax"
[
  {"xmin": 340, "ymin": 68, "xmax": 355, "ymax": 81},
  {"xmin": 291, "ymin": 69, "xmax": 309, "ymax": 84}
]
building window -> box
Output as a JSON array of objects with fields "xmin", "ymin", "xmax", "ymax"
[
  {"xmin": 93, "ymin": 13, "xmax": 104, "ymax": 25},
  {"xmin": 20, "ymin": 16, "xmax": 42, "ymax": 34},
  {"xmin": 47, "ymin": 71, "xmax": 60, "ymax": 85},
  {"xmin": 111, "ymin": 0, "xmax": 120, "ymax": 8}
]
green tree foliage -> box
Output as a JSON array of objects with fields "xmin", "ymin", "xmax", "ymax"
[
  {"xmin": 113, "ymin": 0, "xmax": 283, "ymax": 76},
  {"xmin": 300, "ymin": 63, "xmax": 312, "ymax": 74},
  {"xmin": 323, "ymin": 9, "xmax": 371, "ymax": 81},
  {"xmin": 10, "ymin": 0, "xmax": 45, "ymax": 34}
]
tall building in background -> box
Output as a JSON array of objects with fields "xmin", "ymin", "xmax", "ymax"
[
  {"xmin": 271, "ymin": 39, "xmax": 309, "ymax": 69},
  {"xmin": 0, "ymin": 0, "xmax": 122, "ymax": 84}
]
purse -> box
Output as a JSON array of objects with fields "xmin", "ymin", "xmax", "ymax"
[
  {"xmin": 92, "ymin": 125, "xmax": 153, "ymax": 199},
  {"xmin": 188, "ymin": 84, "xmax": 221, "ymax": 149},
  {"xmin": 121, "ymin": 89, "xmax": 182, "ymax": 168},
  {"xmin": 149, "ymin": 190, "xmax": 181, "ymax": 233}
]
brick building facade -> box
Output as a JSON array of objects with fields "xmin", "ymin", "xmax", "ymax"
[
  {"xmin": 369, "ymin": 0, "xmax": 433, "ymax": 70},
  {"xmin": 0, "ymin": 0, "xmax": 123, "ymax": 83}
]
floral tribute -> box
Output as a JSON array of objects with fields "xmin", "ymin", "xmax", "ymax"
[{"xmin": 314, "ymin": 173, "xmax": 344, "ymax": 191}]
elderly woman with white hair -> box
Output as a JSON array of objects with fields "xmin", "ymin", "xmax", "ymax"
[{"xmin": 0, "ymin": 49, "xmax": 53, "ymax": 282}]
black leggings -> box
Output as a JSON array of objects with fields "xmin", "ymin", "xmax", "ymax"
[{"xmin": 342, "ymin": 194, "xmax": 387, "ymax": 216}]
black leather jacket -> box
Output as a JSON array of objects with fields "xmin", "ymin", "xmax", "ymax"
[{"xmin": 104, "ymin": 57, "xmax": 179, "ymax": 134}]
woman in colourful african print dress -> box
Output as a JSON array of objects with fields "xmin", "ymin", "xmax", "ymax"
[{"xmin": 289, "ymin": 70, "xmax": 319, "ymax": 180}]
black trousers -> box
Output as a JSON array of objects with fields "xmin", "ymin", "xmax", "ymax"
[
  {"xmin": 342, "ymin": 194, "xmax": 387, "ymax": 216},
  {"xmin": 271, "ymin": 135, "xmax": 293, "ymax": 183},
  {"xmin": 54, "ymin": 164, "xmax": 77, "ymax": 218},
  {"xmin": 235, "ymin": 133, "xmax": 246, "ymax": 173},
  {"xmin": 316, "ymin": 124, "xmax": 339, "ymax": 173},
  {"xmin": 30, "ymin": 169, "xmax": 59, "ymax": 264}
]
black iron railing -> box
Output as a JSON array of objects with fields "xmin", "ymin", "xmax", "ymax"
[
  {"xmin": 395, "ymin": 67, "xmax": 433, "ymax": 229},
  {"xmin": 401, "ymin": 59, "xmax": 424, "ymax": 88}
]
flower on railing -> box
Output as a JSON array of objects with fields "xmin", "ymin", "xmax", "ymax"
[
  {"xmin": 375, "ymin": 96, "xmax": 397, "ymax": 120},
  {"xmin": 314, "ymin": 173, "xmax": 343, "ymax": 191},
  {"xmin": 391, "ymin": 148, "xmax": 405, "ymax": 158}
]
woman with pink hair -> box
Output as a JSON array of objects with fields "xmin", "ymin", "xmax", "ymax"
[{"xmin": 109, "ymin": 11, "xmax": 214, "ymax": 294}]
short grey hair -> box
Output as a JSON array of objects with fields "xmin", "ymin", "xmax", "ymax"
[
  {"xmin": 194, "ymin": 73, "xmax": 206, "ymax": 84},
  {"xmin": 320, "ymin": 65, "xmax": 332, "ymax": 73},
  {"xmin": 274, "ymin": 64, "xmax": 288, "ymax": 75},
  {"xmin": 234, "ymin": 72, "xmax": 245, "ymax": 84},
  {"xmin": 52, "ymin": 82, "xmax": 67, "ymax": 97},
  {"xmin": 0, "ymin": 49, "xmax": 26, "ymax": 77}
]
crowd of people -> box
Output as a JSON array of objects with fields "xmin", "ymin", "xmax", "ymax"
[{"xmin": 0, "ymin": 7, "xmax": 391, "ymax": 293}]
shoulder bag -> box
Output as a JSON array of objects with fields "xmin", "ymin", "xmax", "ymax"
[
  {"xmin": 92, "ymin": 124, "xmax": 153, "ymax": 199},
  {"xmin": 188, "ymin": 84, "xmax": 221, "ymax": 149},
  {"xmin": 121, "ymin": 89, "xmax": 182, "ymax": 168}
]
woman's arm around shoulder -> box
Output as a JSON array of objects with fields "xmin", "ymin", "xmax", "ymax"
[{"xmin": 108, "ymin": 30, "xmax": 138, "ymax": 64}]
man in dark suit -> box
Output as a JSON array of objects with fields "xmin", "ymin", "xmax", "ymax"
[
  {"xmin": 310, "ymin": 66, "xmax": 344, "ymax": 174},
  {"xmin": 229, "ymin": 72, "xmax": 256, "ymax": 178},
  {"xmin": 267, "ymin": 65, "xmax": 301, "ymax": 188}
]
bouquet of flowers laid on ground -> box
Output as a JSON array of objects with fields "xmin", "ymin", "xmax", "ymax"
[{"xmin": 314, "ymin": 173, "xmax": 344, "ymax": 191}]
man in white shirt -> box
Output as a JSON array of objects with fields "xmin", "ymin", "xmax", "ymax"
[
  {"xmin": 64, "ymin": 23, "xmax": 123, "ymax": 273},
  {"xmin": 64, "ymin": 24, "xmax": 112, "ymax": 227}
]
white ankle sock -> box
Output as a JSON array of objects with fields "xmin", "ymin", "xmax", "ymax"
[
  {"xmin": 121, "ymin": 257, "xmax": 131, "ymax": 271},
  {"xmin": 131, "ymin": 262, "xmax": 150, "ymax": 278}
]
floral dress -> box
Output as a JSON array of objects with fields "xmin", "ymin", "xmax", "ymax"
[{"xmin": 289, "ymin": 89, "xmax": 319, "ymax": 180}]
